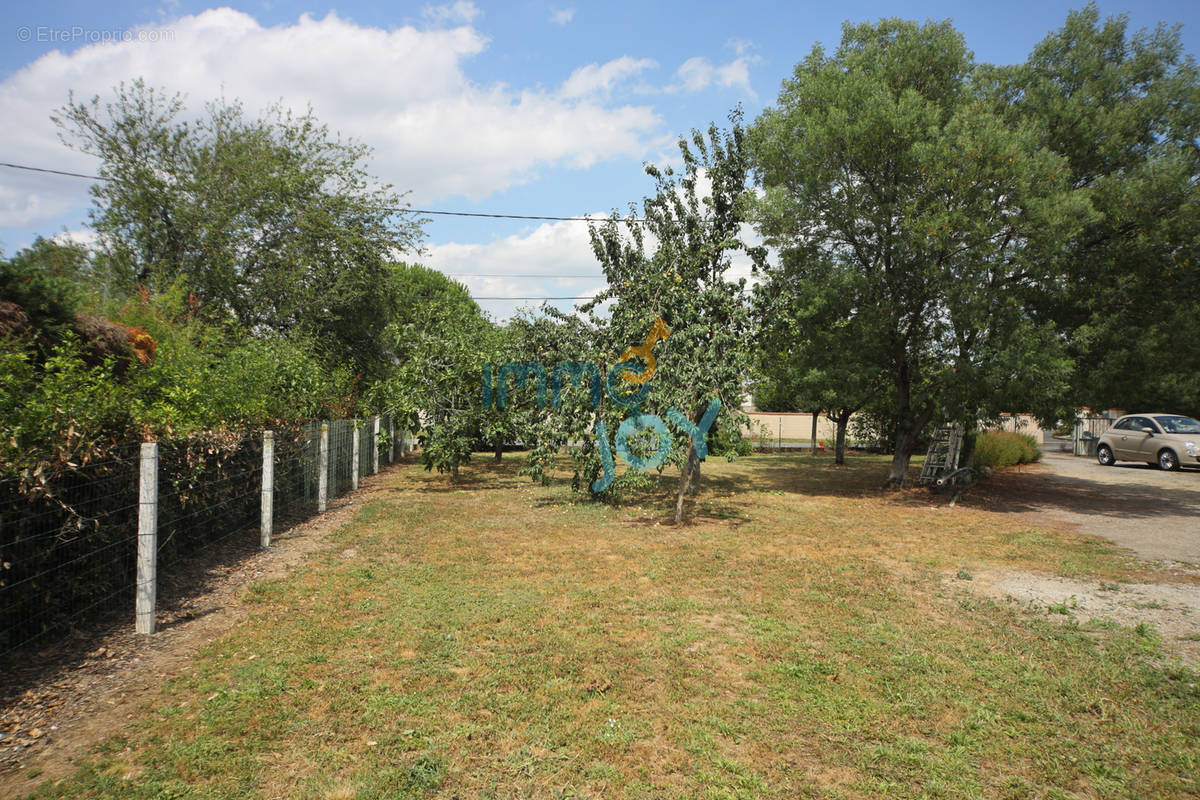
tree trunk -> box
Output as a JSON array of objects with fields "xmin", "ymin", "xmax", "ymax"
[
  {"xmin": 887, "ymin": 426, "xmax": 919, "ymax": 486},
  {"xmin": 673, "ymin": 442, "xmax": 699, "ymax": 523},
  {"xmin": 811, "ymin": 411, "xmax": 819, "ymax": 456},
  {"xmin": 452, "ymin": 461, "xmax": 460, "ymax": 480},
  {"xmin": 494, "ymin": 441, "xmax": 503, "ymax": 462},
  {"xmin": 886, "ymin": 356, "xmax": 918, "ymax": 487},
  {"xmin": 834, "ymin": 411, "xmax": 850, "ymax": 465}
]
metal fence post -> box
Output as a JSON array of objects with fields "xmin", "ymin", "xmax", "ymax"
[
  {"xmin": 319, "ymin": 422, "xmax": 329, "ymax": 512},
  {"xmin": 261, "ymin": 430, "xmax": 274, "ymax": 548},
  {"xmin": 352, "ymin": 419, "xmax": 360, "ymax": 490},
  {"xmin": 373, "ymin": 416, "xmax": 380, "ymax": 474},
  {"xmin": 136, "ymin": 441, "xmax": 158, "ymax": 635}
]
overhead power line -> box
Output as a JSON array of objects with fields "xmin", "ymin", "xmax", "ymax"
[
  {"xmin": 1, "ymin": 159, "xmax": 619, "ymax": 301},
  {"xmin": 0, "ymin": 162, "xmax": 99, "ymax": 181},
  {"xmin": 444, "ymin": 273, "xmax": 602, "ymax": 278},
  {"xmin": 0, "ymin": 160, "xmax": 643, "ymax": 223},
  {"xmin": 399, "ymin": 295, "xmax": 598, "ymax": 300},
  {"xmin": 410, "ymin": 209, "xmax": 602, "ymax": 222}
]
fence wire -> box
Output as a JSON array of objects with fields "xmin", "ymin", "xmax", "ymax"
[
  {"xmin": 0, "ymin": 442, "xmax": 142, "ymax": 654},
  {"xmin": 0, "ymin": 415, "xmax": 398, "ymax": 658}
]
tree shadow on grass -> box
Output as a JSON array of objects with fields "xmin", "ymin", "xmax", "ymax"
[
  {"xmin": 403, "ymin": 451, "xmax": 941, "ymax": 523},
  {"xmin": 398, "ymin": 455, "xmax": 532, "ymax": 493},
  {"xmin": 699, "ymin": 453, "xmax": 916, "ymax": 499},
  {"xmin": 962, "ymin": 463, "xmax": 1200, "ymax": 521},
  {"xmin": 0, "ymin": 523, "xmax": 281, "ymax": 756}
]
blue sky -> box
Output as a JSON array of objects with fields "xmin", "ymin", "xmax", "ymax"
[{"xmin": 3, "ymin": 0, "xmax": 1198, "ymax": 319}]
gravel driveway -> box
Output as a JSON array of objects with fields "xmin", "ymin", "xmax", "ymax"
[{"xmin": 973, "ymin": 451, "xmax": 1200, "ymax": 565}]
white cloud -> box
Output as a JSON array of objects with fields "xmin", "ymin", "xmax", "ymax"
[
  {"xmin": 51, "ymin": 228, "xmax": 100, "ymax": 249},
  {"xmin": 0, "ymin": 9, "xmax": 664, "ymax": 228},
  {"xmin": 559, "ymin": 56, "xmax": 657, "ymax": 99},
  {"xmin": 417, "ymin": 179, "xmax": 765, "ymax": 322},
  {"xmin": 550, "ymin": 8, "xmax": 576, "ymax": 26},
  {"xmin": 670, "ymin": 56, "xmax": 756, "ymax": 96},
  {"xmin": 421, "ymin": 217, "xmax": 607, "ymax": 320},
  {"xmin": 727, "ymin": 38, "xmax": 754, "ymax": 57},
  {"xmin": 422, "ymin": 1, "xmax": 481, "ymax": 26},
  {"xmin": 0, "ymin": 172, "xmax": 87, "ymax": 231}
]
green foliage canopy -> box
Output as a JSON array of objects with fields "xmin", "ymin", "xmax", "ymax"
[
  {"xmin": 750, "ymin": 19, "xmax": 1087, "ymax": 485},
  {"xmin": 54, "ymin": 79, "xmax": 426, "ymax": 381},
  {"xmin": 989, "ymin": 4, "xmax": 1200, "ymax": 417}
]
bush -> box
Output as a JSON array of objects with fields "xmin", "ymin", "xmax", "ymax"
[
  {"xmin": 0, "ymin": 335, "xmax": 134, "ymax": 474},
  {"xmin": 974, "ymin": 430, "xmax": 1042, "ymax": 471}
]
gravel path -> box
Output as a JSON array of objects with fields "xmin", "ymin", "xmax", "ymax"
[
  {"xmin": 957, "ymin": 451, "xmax": 1200, "ymax": 665},
  {"xmin": 972, "ymin": 451, "xmax": 1200, "ymax": 566},
  {"xmin": 959, "ymin": 567, "xmax": 1200, "ymax": 665}
]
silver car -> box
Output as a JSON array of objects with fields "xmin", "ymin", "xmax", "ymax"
[{"xmin": 1096, "ymin": 414, "xmax": 1200, "ymax": 471}]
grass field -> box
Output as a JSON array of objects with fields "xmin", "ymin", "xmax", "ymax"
[{"xmin": 25, "ymin": 454, "xmax": 1200, "ymax": 799}]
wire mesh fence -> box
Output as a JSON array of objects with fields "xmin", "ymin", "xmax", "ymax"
[
  {"xmin": 0, "ymin": 415, "xmax": 400, "ymax": 658},
  {"xmin": 0, "ymin": 443, "xmax": 142, "ymax": 655}
]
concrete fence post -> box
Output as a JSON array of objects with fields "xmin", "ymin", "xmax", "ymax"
[
  {"xmin": 352, "ymin": 419, "xmax": 360, "ymax": 491},
  {"xmin": 261, "ymin": 430, "xmax": 274, "ymax": 548},
  {"xmin": 136, "ymin": 441, "xmax": 158, "ymax": 635},
  {"xmin": 373, "ymin": 416, "xmax": 380, "ymax": 474},
  {"xmin": 318, "ymin": 422, "xmax": 329, "ymax": 513}
]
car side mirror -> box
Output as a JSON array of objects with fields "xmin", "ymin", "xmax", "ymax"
[{"xmin": 1141, "ymin": 427, "xmax": 1156, "ymax": 435}]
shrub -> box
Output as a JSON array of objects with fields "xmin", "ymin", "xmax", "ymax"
[
  {"xmin": 974, "ymin": 430, "xmax": 1042, "ymax": 471},
  {"xmin": 0, "ymin": 335, "xmax": 134, "ymax": 474}
]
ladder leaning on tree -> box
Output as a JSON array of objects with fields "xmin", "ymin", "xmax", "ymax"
[{"xmin": 919, "ymin": 424, "xmax": 965, "ymax": 486}]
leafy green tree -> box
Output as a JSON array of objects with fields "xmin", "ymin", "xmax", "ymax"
[
  {"xmin": 753, "ymin": 247, "xmax": 888, "ymax": 463},
  {"xmin": 371, "ymin": 266, "xmax": 496, "ymax": 478},
  {"xmin": 582, "ymin": 114, "xmax": 759, "ymax": 521},
  {"xmin": 750, "ymin": 19, "xmax": 1087, "ymax": 485},
  {"xmin": 507, "ymin": 307, "xmax": 606, "ymax": 491},
  {"xmin": 988, "ymin": 4, "xmax": 1200, "ymax": 417},
  {"xmin": 54, "ymin": 79, "xmax": 426, "ymax": 381},
  {"xmin": 386, "ymin": 262, "xmax": 483, "ymax": 365},
  {"xmin": 0, "ymin": 238, "xmax": 92, "ymax": 358}
]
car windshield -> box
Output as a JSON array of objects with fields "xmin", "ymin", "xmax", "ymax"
[{"xmin": 1153, "ymin": 416, "xmax": 1200, "ymax": 434}]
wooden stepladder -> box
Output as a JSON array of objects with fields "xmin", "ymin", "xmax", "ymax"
[{"xmin": 919, "ymin": 424, "xmax": 965, "ymax": 486}]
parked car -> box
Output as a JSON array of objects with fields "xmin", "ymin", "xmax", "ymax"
[{"xmin": 1096, "ymin": 414, "xmax": 1200, "ymax": 471}]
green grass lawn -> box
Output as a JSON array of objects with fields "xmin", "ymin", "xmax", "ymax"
[{"xmin": 26, "ymin": 454, "xmax": 1200, "ymax": 799}]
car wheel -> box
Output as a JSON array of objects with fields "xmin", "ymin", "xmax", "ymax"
[
  {"xmin": 1158, "ymin": 448, "xmax": 1181, "ymax": 471},
  {"xmin": 1096, "ymin": 444, "xmax": 1115, "ymax": 466}
]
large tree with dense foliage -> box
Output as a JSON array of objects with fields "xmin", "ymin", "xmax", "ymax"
[
  {"xmin": 54, "ymin": 79, "xmax": 426, "ymax": 381},
  {"xmin": 750, "ymin": 19, "xmax": 1087, "ymax": 485},
  {"xmin": 985, "ymin": 4, "xmax": 1200, "ymax": 418}
]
